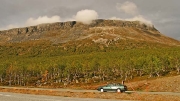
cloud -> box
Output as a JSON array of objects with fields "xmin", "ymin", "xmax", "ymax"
[
  {"xmin": 62, "ymin": 18, "xmax": 75, "ymax": 22},
  {"xmin": 0, "ymin": 24, "xmax": 19, "ymax": 30},
  {"xmin": 109, "ymin": 15, "xmax": 152, "ymax": 27},
  {"xmin": 25, "ymin": 16, "xmax": 61, "ymax": 26},
  {"xmin": 74, "ymin": 9, "xmax": 98, "ymax": 24},
  {"xmin": 0, "ymin": 16, "xmax": 61, "ymax": 30},
  {"xmin": 116, "ymin": 1, "xmax": 138, "ymax": 16},
  {"xmin": 125, "ymin": 15, "xmax": 152, "ymax": 26},
  {"xmin": 0, "ymin": 9, "xmax": 99, "ymax": 30},
  {"xmin": 109, "ymin": 17, "xmax": 122, "ymax": 20},
  {"xmin": 114, "ymin": 1, "xmax": 152, "ymax": 27}
]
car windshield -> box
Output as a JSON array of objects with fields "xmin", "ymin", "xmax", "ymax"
[{"xmin": 106, "ymin": 83, "xmax": 122, "ymax": 86}]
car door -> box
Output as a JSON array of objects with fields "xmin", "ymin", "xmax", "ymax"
[
  {"xmin": 111, "ymin": 85, "xmax": 118, "ymax": 91},
  {"xmin": 103, "ymin": 84, "xmax": 112, "ymax": 91}
]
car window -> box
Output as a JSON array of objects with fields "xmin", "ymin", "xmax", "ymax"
[{"xmin": 107, "ymin": 84, "xmax": 113, "ymax": 86}]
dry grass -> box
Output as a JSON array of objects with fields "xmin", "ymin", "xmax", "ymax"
[
  {"xmin": 0, "ymin": 88, "xmax": 180, "ymax": 101},
  {"xmin": 0, "ymin": 75, "xmax": 180, "ymax": 101},
  {"xmin": 126, "ymin": 75, "xmax": 180, "ymax": 92}
]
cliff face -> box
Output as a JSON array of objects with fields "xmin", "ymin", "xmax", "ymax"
[
  {"xmin": 0, "ymin": 19, "xmax": 156, "ymax": 34},
  {"xmin": 0, "ymin": 19, "xmax": 179, "ymax": 46},
  {"xmin": 0, "ymin": 21, "xmax": 76, "ymax": 42}
]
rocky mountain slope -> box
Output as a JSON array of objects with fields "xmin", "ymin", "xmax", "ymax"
[{"xmin": 0, "ymin": 19, "xmax": 180, "ymax": 46}]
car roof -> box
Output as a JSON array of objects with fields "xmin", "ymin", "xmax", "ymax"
[{"xmin": 107, "ymin": 83, "xmax": 123, "ymax": 86}]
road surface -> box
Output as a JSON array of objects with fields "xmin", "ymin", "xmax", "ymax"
[
  {"xmin": 0, "ymin": 92, "xmax": 129, "ymax": 101},
  {"xmin": 0, "ymin": 86, "xmax": 180, "ymax": 96}
]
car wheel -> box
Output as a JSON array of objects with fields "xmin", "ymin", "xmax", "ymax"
[
  {"xmin": 100, "ymin": 88, "xmax": 104, "ymax": 92},
  {"xmin": 117, "ymin": 88, "xmax": 121, "ymax": 93}
]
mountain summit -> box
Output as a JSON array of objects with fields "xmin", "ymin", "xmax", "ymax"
[{"xmin": 0, "ymin": 19, "xmax": 180, "ymax": 46}]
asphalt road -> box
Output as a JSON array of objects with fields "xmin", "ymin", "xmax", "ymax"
[
  {"xmin": 0, "ymin": 86, "xmax": 180, "ymax": 101},
  {"xmin": 0, "ymin": 92, "xmax": 129, "ymax": 101},
  {"xmin": 0, "ymin": 86, "xmax": 180, "ymax": 96}
]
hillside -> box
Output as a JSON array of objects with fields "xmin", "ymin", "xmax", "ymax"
[
  {"xmin": 0, "ymin": 19, "xmax": 180, "ymax": 87},
  {"xmin": 0, "ymin": 19, "xmax": 180, "ymax": 46}
]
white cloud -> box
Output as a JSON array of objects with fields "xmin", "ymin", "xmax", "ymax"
[
  {"xmin": 74, "ymin": 9, "xmax": 98, "ymax": 24},
  {"xmin": 0, "ymin": 24, "xmax": 19, "ymax": 30},
  {"xmin": 25, "ymin": 16, "xmax": 61, "ymax": 26},
  {"xmin": 109, "ymin": 15, "xmax": 152, "ymax": 27},
  {"xmin": 0, "ymin": 16, "xmax": 61, "ymax": 30},
  {"xmin": 109, "ymin": 17, "xmax": 123, "ymax": 20},
  {"xmin": 125, "ymin": 15, "xmax": 152, "ymax": 26},
  {"xmin": 116, "ymin": 1, "xmax": 139, "ymax": 16},
  {"xmin": 62, "ymin": 18, "xmax": 75, "ymax": 22},
  {"xmin": 114, "ymin": 1, "xmax": 152, "ymax": 27}
]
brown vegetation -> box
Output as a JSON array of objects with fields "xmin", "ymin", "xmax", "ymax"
[{"xmin": 0, "ymin": 75, "xmax": 180, "ymax": 101}]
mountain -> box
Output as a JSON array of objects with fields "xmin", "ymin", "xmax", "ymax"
[
  {"xmin": 0, "ymin": 19, "xmax": 180, "ymax": 87},
  {"xmin": 0, "ymin": 19, "xmax": 180, "ymax": 46}
]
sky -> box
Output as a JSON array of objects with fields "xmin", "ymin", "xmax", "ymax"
[{"xmin": 0, "ymin": 0, "xmax": 179, "ymax": 41}]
